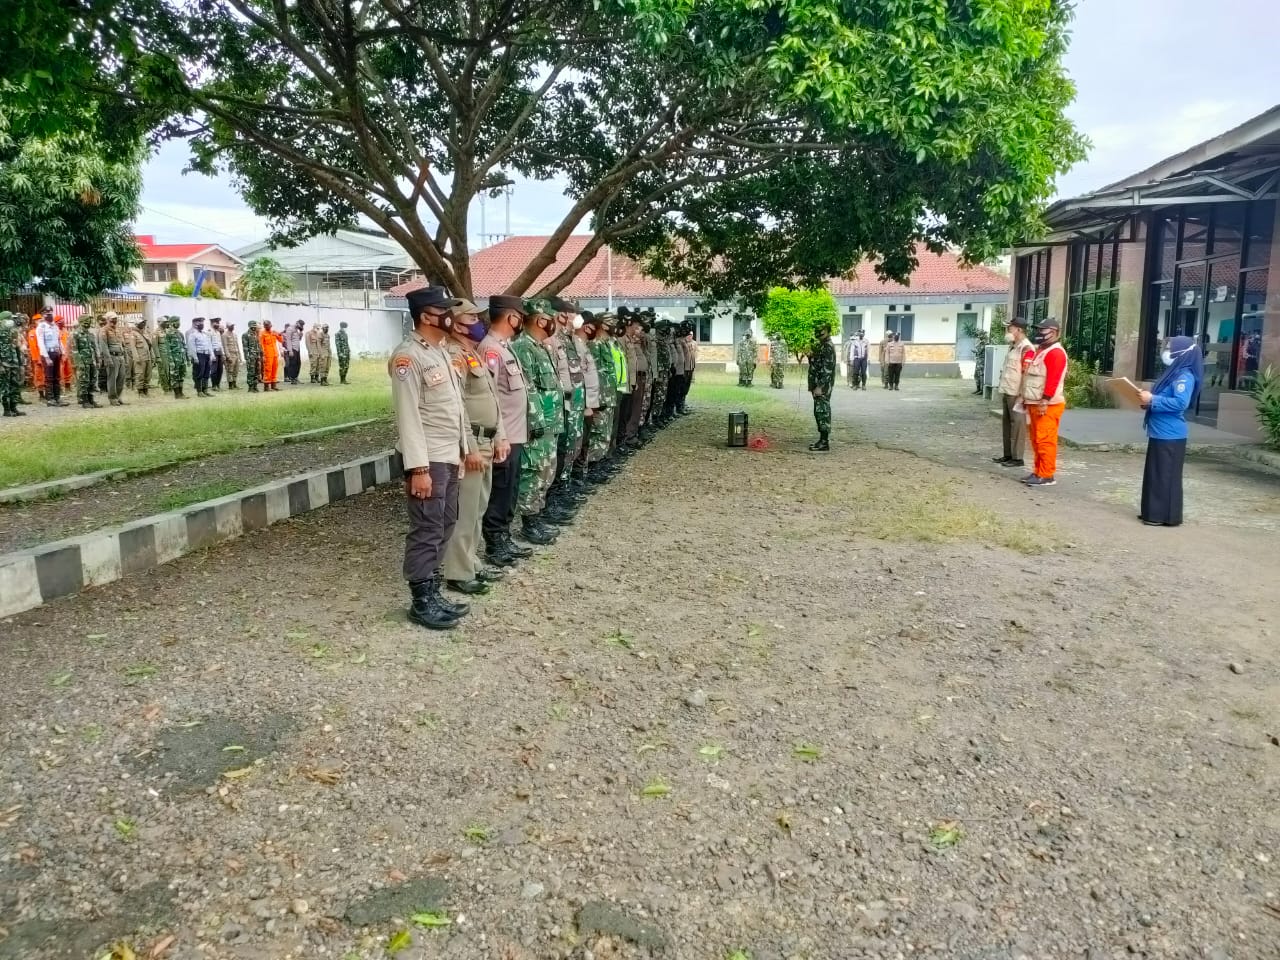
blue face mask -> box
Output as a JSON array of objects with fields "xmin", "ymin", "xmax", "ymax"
[{"xmin": 464, "ymin": 320, "xmax": 487, "ymax": 341}]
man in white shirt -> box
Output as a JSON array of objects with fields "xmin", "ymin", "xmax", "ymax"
[
  {"xmin": 846, "ymin": 330, "xmax": 869, "ymax": 389},
  {"xmin": 185, "ymin": 317, "xmax": 215, "ymax": 397},
  {"xmin": 35, "ymin": 307, "xmax": 68, "ymax": 406},
  {"xmin": 208, "ymin": 317, "xmax": 226, "ymax": 391}
]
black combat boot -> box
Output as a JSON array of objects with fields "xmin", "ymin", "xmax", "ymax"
[
  {"xmin": 808, "ymin": 433, "xmax": 830, "ymax": 452},
  {"xmin": 476, "ymin": 566, "xmax": 506, "ymax": 583},
  {"xmin": 248, "ymin": 383, "xmax": 259, "ymax": 393},
  {"xmin": 340, "ymin": 375, "xmax": 347, "ymax": 384},
  {"xmin": 502, "ymin": 532, "xmax": 533, "ymax": 558},
  {"xmin": 407, "ymin": 580, "xmax": 461, "ymax": 630},
  {"xmin": 519, "ymin": 515, "xmax": 557, "ymax": 545},
  {"xmin": 432, "ymin": 574, "xmax": 469, "ymax": 617},
  {"xmin": 484, "ymin": 537, "xmax": 518, "ymax": 567}
]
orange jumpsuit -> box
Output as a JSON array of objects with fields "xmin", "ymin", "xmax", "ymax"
[
  {"xmin": 57, "ymin": 327, "xmax": 73, "ymax": 386},
  {"xmin": 260, "ymin": 329, "xmax": 282, "ymax": 384},
  {"xmin": 27, "ymin": 328, "xmax": 44, "ymax": 390}
]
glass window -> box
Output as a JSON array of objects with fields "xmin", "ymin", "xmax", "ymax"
[
  {"xmin": 1065, "ymin": 238, "xmax": 1123, "ymax": 373},
  {"xmin": 1211, "ymin": 204, "xmax": 1246, "ymax": 258},
  {"xmin": 884, "ymin": 313, "xmax": 915, "ymax": 341},
  {"xmin": 1236, "ymin": 268, "xmax": 1268, "ymax": 390},
  {"xmin": 1016, "ymin": 249, "xmax": 1051, "ymax": 324},
  {"xmin": 1153, "ymin": 213, "xmax": 1178, "ymax": 284},
  {"xmin": 840, "ymin": 312, "xmax": 863, "ymax": 340},
  {"xmin": 144, "ymin": 263, "xmax": 178, "ymax": 283},
  {"xmin": 1179, "ymin": 206, "xmax": 1210, "ymax": 262},
  {"xmin": 1245, "ymin": 199, "xmax": 1275, "ymax": 269},
  {"xmin": 693, "ymin": 315, "xmax": 712, "ymax": 342}
]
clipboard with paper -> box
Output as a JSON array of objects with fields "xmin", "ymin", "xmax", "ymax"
[{"xmin": 1104, "ymin": 376, "xmax": 1145, "ymax": 406}]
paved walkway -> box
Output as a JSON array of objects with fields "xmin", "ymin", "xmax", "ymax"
[
  {"xmin": 1060, "ymin": 407, "xmax": 1256, "ymax": 449},
  {"xmin": 762, "ymin": 378, "xmax": 1280, "ymax": 534}
]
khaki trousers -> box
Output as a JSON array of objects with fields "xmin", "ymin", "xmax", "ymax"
[{"xmin": 442, "ymin": 436, "xmax": 494, "ymax": 581}]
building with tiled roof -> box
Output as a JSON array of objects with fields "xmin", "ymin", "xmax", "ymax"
[
  {"xmin": 390, "ymin": 236, "xmax": 1008, "ymax": 374},
  {"xmin": 132, "ymin": 235, "xmax": 246, "ymax": 297}
]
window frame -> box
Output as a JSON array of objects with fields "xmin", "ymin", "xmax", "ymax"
[{"xmin": 883, "ymin": 313, "xmax": 915, "ymax": 342}]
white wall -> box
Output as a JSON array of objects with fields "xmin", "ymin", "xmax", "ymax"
[
  {"xmin": 838, "ymin": 303, "xmax": 964, "ymax": 343},
  {"xmin": 140, "ymin": 293, "xmax": 405, "ymax": 355}
]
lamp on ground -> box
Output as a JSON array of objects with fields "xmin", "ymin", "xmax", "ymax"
[{"xmin": 727, "ymin": 411, "xmax": 748, "ymax": 447}]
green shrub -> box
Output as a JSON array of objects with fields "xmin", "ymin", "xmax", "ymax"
[
  {"xmin": 1249, "ymin": 366, "xmax": 1280, "ymax": 450},
  {"xmin": 1063, "ymin": 357, "xmax": 1113, "ymax": 409}
]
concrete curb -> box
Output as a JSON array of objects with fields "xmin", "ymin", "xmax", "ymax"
[
  {"xmin": 0, "ymin": 417, "xmax": 383, "ymax": 505},
  {"xmin": 0, "ymin": 448, "xmax": 402, "ymax": 619}
]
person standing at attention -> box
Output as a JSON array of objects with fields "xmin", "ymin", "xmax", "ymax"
[
  {"xmin": 807, "ymin": 322, "xmax": 836, "ymax": 451},
  {"xmin": 993, "ymin": 316, "xmax": 1034, "ymax": 468},
  {"xmin": 1021, "ymin": 318, "xmax": 1068, "ymax": 487},
  {"xmin": 736, "ymin": 327, "xmax": 758, "ymax": 387},
  {"xmin": 35, "ymin": 307, "xmax": 67, "ymax": 407},
  {"xmin": 391, "ymin": 286, "xmax": 472, "ymax": 630},
  {"xmin": 1137, "ymin": 336, "xmax": 1202, "ymax": 527},
  {"xmin": 846, "ymin": 330, "xmax": 869, "ymax": 389},
  {"xmin": 883, "ymin": 332, "xmax": 906, "ymax": 390}
]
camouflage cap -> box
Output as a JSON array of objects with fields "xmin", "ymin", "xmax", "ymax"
[
  {"xmin": 247, "ymin": 319, "xmax": 259, "ymax": 327},
  {"xmin": 79, "ymin": 314, "xmax": 94, "ymax": 325},
  {"xmin": 523, "ymin": 297, "xmax": 554, "ymax": 317}
]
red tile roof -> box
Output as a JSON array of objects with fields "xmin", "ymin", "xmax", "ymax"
[
  {"xmin": 134, "ymin": 235, "xmax": 239, "ymax": 263},
  {"xmin": 390, "ymin": 236, "xmax": 1008, "ymax": 299}
]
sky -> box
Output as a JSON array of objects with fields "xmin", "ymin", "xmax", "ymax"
[{"xmin": 133, "ymin": 0, "xmax": 1280, "ymax": 251}]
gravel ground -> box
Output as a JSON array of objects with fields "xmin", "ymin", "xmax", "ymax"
[
  {"xmin": 0, "ymin": 393, "xmax": 1277, "ymax": 960},
  {"xmin": 0, "ymin": 423, "xmax": 394, "ymax": 553}
]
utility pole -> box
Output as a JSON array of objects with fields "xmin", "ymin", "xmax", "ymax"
[{"xmin": 606, "ymin": 245, "xmax": 614, "ymax": 310}]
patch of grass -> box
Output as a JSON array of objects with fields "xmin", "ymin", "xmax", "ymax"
[
  {"xmin": 852, "ymin": 483, "xmax": 1055, "ymax": 555},
  {"xmin": 462, "ymin": 824, "xmax": 492, "ymax": 844},
  {"xmin": 154, "ymin": 479, "xmax": 246, "ymax": 512},
  {"xmin": 0, "ymin": 359, "xmax": 389, "ymax": 487}
]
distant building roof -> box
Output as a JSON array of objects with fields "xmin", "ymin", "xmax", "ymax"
[
  {"xmin": 234, "ymin": 229, "xmax": 415, "ymax": 273},
  {"xmin": 390, "ymin": 236, "xmax": 1007, "ymax": 300},
  {"xmin": 134, "ymin": 235, "xmax": 244, "ymax": 264}
]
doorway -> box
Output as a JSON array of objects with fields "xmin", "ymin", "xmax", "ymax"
[{"xmin": 1168, "ymin": 255, "xmax": 1240, "ymax": 423}]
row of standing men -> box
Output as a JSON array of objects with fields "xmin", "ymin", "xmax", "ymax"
[
  {"xmin": 390, "ymin": 287, "xmax": 700, "ymax": 629},
  {"xmin": 0, "ymin": 306, "xmax": 353, "ymax": 413}
]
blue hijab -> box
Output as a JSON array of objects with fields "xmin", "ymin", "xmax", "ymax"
[{"xmin": 1146, "ymin": 335, "xmax": 1203, "ymax": 425}]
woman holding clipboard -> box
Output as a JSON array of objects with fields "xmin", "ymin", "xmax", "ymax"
[{"xmin": 1137, "ymin": 336, "xmax": 1203, "ymax": 527}]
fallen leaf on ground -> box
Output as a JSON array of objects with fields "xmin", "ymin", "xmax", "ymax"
[
  {"xmin": 148, "ymin": 934, "xmax": 176, "ymax": 958},
  {"xmin": 410, "ymin": 911, "xmax": 452, "ymax": 928},
  {"xmin": 641, "ymin": 778, "xmax": 671, "ymax": 798},
  {"xmin": 303, "ymin": 765, "xmax": 343, "ymax": 785},
  {"xmin": 142, "ymin": 705, "xmax": 162, "ymax": 722},
  {"xmin": 386, "ymin": 929, "xmax": 413, "ymax": 953},
  {"xmin": 929, "ymin": 820, "xmax": 964, "ymax": 848}
]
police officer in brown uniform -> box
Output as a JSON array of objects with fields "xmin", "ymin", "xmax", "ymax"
[
  {"xmin": 390, "ymin": 285, "xmax": 473, "ymax": 630},
  {"xmin": 440, "ymin": 299, "xmax": 511, "ymax": 596},
  {"xmin": 479, "ymin": 295, "xmax": 535, "ymax": 568}
]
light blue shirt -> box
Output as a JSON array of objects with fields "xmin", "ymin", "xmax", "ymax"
[
  {"xmin": 1145, "ymin": 370, "xmax": 1196, "ymax": 441},
  {"xmin": 36, "ymin": 319, "xmax": 61, "ymax": 359},
  {"xmin": 186, "ymin": 328, "xmax": 215, "ymax": 359}
]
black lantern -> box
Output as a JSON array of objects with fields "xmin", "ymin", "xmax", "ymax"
[{"xmin": 727, "ymin": 411, "xmax": 748, "ymax": 447}]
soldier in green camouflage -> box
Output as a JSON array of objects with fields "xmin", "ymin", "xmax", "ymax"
[
  {"xmin": 242, "ymin": 319, "xmax": 263, "ymax": 392},
  {"xmin": 769, "ymin": 336, "xmax": 789, "ymax": 389},
  {"xmin": 73, "ymin": 315, "xmax": 101, "ymax": 408},
  {"xmin": 639, "ymin": 309, "xmax": 659, "ymax": 435},
  {"xmin": 154, "ymin": 318, "xmax": 171, "ymax": 393},
  {"xmin": 510, "ymin": 299, "xmax": 563, "ymax": 543},
  {"xmin": 163, "ymin": 316, "xmax": 189, "ymax": 398},
  {"xmin": 586, "ymin": 312, "xmax": 618, "ymax": 481},
  {"xmin": 335, "ymin": 321, "xmax": 351, "ymax": 384},
  {"xmin": 807, "ymin": 323, "xmax": 836, "ymax": 450},
  {"xmin": 736, "ymin": 327, "xmax": 758, "ymax": 386},
  {"xmin": 651, "ymin": 319, "xmax": 673, "ymax": 425},
  {"xmin": 549, "ymin": 299, "xmax": 588, "ymax": 513},
  {"xmin": 0, "ymin": 313, "xmax": 25, "ymax": 417}
]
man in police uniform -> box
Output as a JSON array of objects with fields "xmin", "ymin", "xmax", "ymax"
[
  {"xmin": 390, "ymin": 285, "xmax": 473, "ymax": 630},
  {"xmin": 479, "ymin": 296, "xmax": 535, "ymax": 568},
  {"xmin": 440, "ymin": 299, "xmax": 510, "ymax": 596}
]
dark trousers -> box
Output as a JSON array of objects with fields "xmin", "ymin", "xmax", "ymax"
[
  {"xmin": 626, "ymin": 372, "xmax": 648, "ymax": 438},
  {"xmin": 402, "ymin": 462, "xmax": 460, "ymax": 582},
  {"xmin": 887, "ymin": 363, "xmax": 903, "ymax": 389},
  {"xmin": 210, "ymin": 353, "xmax": 224, "ymax": 389},
  {"xmin": 1141, "ymin": 438, "xmax": 1186, "ymax": 526},
  {"xmin": 1000, "ymin": 393, "xmax": 1026, "ymax": 461},
  {"xmin": 850, "ymin": 356, "xmax": 868, "ymax": 388},
  {"xmin": 662, "ymin": 376, "xmax": 683, "ymax": 417},
  {"xmin": 44, "ymin": 354, "xmax": 62, "ymax": 402},
  {"xmin": 193, "ymin": 353, "xmax": 211, "ymax": 392},
  {"xmin": 615, "ymin": 393, "xmax": 632, "ymax": 446},
  {"xmin": 285, "ymin": 350, "xmax": 301, "ymax": 382},
  {"xmin": 482, "ymin": 441, "xmax": 523, "ymax": 542}
]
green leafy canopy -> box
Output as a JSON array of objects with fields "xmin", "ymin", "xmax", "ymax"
[{"xmin": 759, "ymin": 287, "xmax": 839, "ymax": 357}]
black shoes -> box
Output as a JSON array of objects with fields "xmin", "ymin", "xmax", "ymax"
[
  {"xmin": 407, "ymin": 579, "xmax": 461, "ymax": 630},
  {"xmin": 808, "ymin": 436, "xmax": 830, "ymax": 451},
  {"xmin": 476, "ymin": 566, "xmax": 506, "ymax": 583},
  {"xmin": 993, "ymin": 456, "xmax": 1012, "ymax": 464},
  {"xmin": 520, "ymin": 515, "xmax": 558, "ymax": 545},
  {"xmin": 445, "ymin": 578, "xmax": 490, "ymax": 596},
  {"xmin": 1002, "ymin": 459, "xmax": 1025, "ymax": 468},
  {"xmin": 502, "ymin": 533, "xmax": 533, "ymax": 558}
]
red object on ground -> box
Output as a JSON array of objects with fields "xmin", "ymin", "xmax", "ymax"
[{"xmin": 748, "ymin": 435, "xmax": 770, "ymax": 451}]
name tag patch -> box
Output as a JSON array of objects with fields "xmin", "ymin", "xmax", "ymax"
[{"xmin": 426, "ymin": 365, "xmax": 447, "ymax": 387}]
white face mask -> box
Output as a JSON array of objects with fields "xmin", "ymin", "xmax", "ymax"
[
  {"xmin": 572, "ymin": 315, "xmax": 584, "ymax": 330},
  {"xmin": 1161, "ymin": 349, "xmax": 1173, "ymax": 367},
  {"xmin": 1004, "ymin": 332, "xmax": 1015, "ymax": 343}
]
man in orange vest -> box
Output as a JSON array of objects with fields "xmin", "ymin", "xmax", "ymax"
[{"xmin": 1022, "ymin": 318, "xmax": 1069, "ymax": 487}]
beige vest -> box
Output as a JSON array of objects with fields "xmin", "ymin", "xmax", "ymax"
[
  {"xmin": 1022, "ymin": 342, "xmax": 1067, "ymax": 405},
  {"xmin": 999, "ymin": 339, "xmax": 1032, "ymax": 396}
]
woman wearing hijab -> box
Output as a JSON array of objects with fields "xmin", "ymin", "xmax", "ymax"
[{"xmin": 1137, "ymin": 336, "xmax": 1202, "ymax": 527}]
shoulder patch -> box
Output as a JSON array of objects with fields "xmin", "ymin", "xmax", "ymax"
[
  {"xmin": 485, "ymin": 350, "xmax": 501, "ymax": 371},
  {"xmin": 466, "ymin": 354, "xmax": 481, "ymax": 370},
  {"xmin": 392, "ymin": 354, "xmax": 412, "ymax": 381},
  {"xmin": 451, "ymin": 354, "xmax": 466, "ymax": 375},
  {"xmin": 1175, "ymin": 379, "xmax": 1186, "ymax": 393}
]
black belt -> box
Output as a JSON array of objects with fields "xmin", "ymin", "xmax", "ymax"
[{"xmin": 472, "ymin": 425, "xmax": 497, "ymax": 439}]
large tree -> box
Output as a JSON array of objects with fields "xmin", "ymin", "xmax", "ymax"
[{"xmin": 87, "ymin": 0, "xmax": 1083, "ymax": 299}]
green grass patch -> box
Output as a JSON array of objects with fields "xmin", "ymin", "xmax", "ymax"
[
  {"xmin": 0, "ymin": 360, "xmax": 389, "ymax": 487},
  {"xmin": 154, "ymin": 479, "xmax": 247, "ymax": 511},
  {"xmin": 688, "ymin": 369, "xmax": 802, "ymax": 410}
]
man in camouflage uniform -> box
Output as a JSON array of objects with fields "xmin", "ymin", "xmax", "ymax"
[
  {"xmin": 335, "ymin": 321, "xmax": 351, "ymax": 383},
  {"xmin": 0, "ymin": 313, "xmax": 26, "ymax": 417},
  {"xmin": 585, "ymin": 311, "xmax": 618, "ymax": 483},
  {"xmin": 769, "ymin": 335, "xmax": 789, "ymax": 389},
  {"xmin": 93, "ymin": 315, "xmax": 110, "ymax": 393},
  {"xmin": 318, "ymin": 323, "xmax": 332, "ymax": 384},
  {"xmin": 736, "ymin": 327, "xmax": 758, "ymax": 386},
  {"xmin": 651, "ymin": 319, "xmax": 673, "ymax": 425},
  {"xmin": 154, "ymin": 318, "xmax": 171, "ymax": 393},
  {"xmin": 807, "ymin": 323, "xmax": 836, "ymax": 451},
  {"xmin": 73, "ymin": 315, "xmax": 101, "ymax": 408},
  {"xmin": 222, "ymin": 321, "xmax": 242, "ymax": 388},
  {"xmin": 129, "ymin": 319, "xmax": 153, "ymax": 395},
  {"xmin": 639, "ymin": 310, "xmax": 660, "ymax": 436},
  {"xmin": 511, "ymin": 298, "xmax": 564, "ymax": 543},
  {"xmin": 544, "ymin": 297, "xmax": 588, "ymax": 521},
  {"xmin": 164, "ymin": 316, "xmax": 190, "ymax": 398},
  {"xmin": 242, "ymin": 319, "xmax": 263, "ymax": 392}
]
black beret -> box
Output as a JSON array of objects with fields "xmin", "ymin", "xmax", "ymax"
[
  {"xmin": 550, "ymin": 296, "xmax": 577, "ymax": 313},
  {"xmin": 487, "ymin": 294, "xmax": 526, "ymax": 316},
  {"xmin": 580, "ymin": 310, "xmax": 596, "ymax": 323},
  {"xmin": 407, "ymin": 285, "xmax": 462, "ymax": 315}
]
